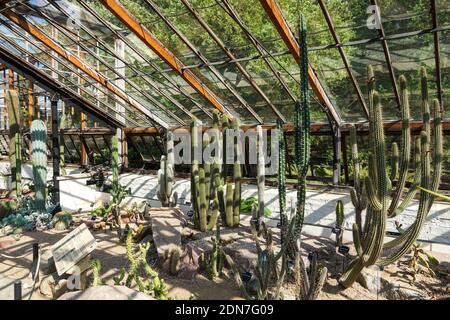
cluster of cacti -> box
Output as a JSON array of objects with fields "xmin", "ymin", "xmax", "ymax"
[
  {"xmin": 7, "ymin": 90, "xmax": 22, "ymax": 198},
  {"xmin": 225, "ymin": 15, "xmax": 327, "ymax": 300},
  {"xmin": 349, "ymin": 125, "xmax": 368, "ymax": 236},
  {"xmin": 340, "ymin": 66, "xmax": 443, "ymax": 288},
  {"xmin": 157, "ymin": 131, "xmax": 176, "ymax": 207},
  {"xmin": 52, "ymin": 211, "xmax": 73, "ymax": 231},
  {"xmin": 200, "ymin": 222, "xmax": 224, "ymax": 280},
  {"xmin": 190, "ymin": 111, "xmax": 241, "ymax": 231},
  {"xmin": 113, "ymin": 231, "xmax": 168, "ymax": 299},
  {"xmin": 31, "ymin": 119, "xmax": 48, "ymax": 212},
  {"xmin": 335, "ymin": 200, "xmax": 345, "ymax": 247}
]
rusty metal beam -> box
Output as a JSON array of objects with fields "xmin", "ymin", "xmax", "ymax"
[
  {"xmin": 259, "ymin": 0, "xmax": 341, "ymax": 125},
  {"xmin": 431, "ymin": 0, "xmax": 444, "ymax": 112},
  {"xmin": 181, "ymin": 0, "xmax": 287, "ymax": 123},
  {"xmin": 0, "ymin": 8, "xmax": 169, "ymax": 129},
  {"xmin": 371, "ymin": 0, "xmax": 401, "ymax": 111},
  {"xmin": 317, "ymin": 0, "xmax": 369, "ymax": 118},
  {"xmin": 144, "ymin": 0, "xmax": 263, "ymax": 124},
  {"xmin": 99, "ymin": 0, "xmax": 230, "ymax": 118}
]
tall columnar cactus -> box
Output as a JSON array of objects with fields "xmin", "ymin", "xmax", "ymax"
[
  {"xmin": 59, "ymin": 110, "xmax": 67, "ymax": 176},
  {"xmin": 277, "ymin": 119, "xmax": 288, "ymax": 239},
  {"xmin": 191, "ymin": 119, "xmax": 220, "ymax": 231},
  {"xmin": 340, "ymin": 66, "xmax": 443, "ymax": 288},
  {"xmin": 335, "ymin": 200, "xmax": 345, "ymax": 247},
  {"xmin": 157, "ymin": 131, "xmax": 175, "ymax": 207},
  {"xmin": 31, "ymin": 119, "xmax": 48, "ymax": 212},
  {"xmin": 7, "ymin": 90, "xmax": 22, "ymax": 198},
  {"xmin": 255, "ymin": 125, "xmax": 265, "ymax": 227},
  {"xmin": 349, "ymin": 125, "xmax": 367, "ymax": 236}
]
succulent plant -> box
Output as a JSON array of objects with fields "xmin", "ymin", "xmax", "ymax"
[{"xmin": 340, "ymin": 66, "xmax": 443, "ymax": 288}]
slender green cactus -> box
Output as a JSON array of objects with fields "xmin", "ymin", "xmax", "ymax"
[
  {"xmin": 335, "ymin": 200, "xmax": 345, "ymax": 247},
  {"xmin": 349, "ymin": 125, "xmax": 367, "ymax": 237},
  {"xmin": 157, "ymin": 132, "xmax": 175, "ymax": 207},
  {"xmin": 340, "ymin": 66, "xmax": 443, "ymax": 288},
  {"xmin": 255, "ymin": 125, "xmax": 265, "ymax": 227},
  {"xmin": 31, "ymin": 119, "xmax": 48, "ymax": 212},
  {"xmin": 191, "ymin": 120, "xmax": 219, "ymax": 231},
  {"xmin": 200, "ymin": 222, "xmax": 224, "ymax": 280},
  {"xmin": 277, "ymin": 119, "xmax": 288, "ymax": 241},
  {"xmin": 7, "ymin": 90, "xmax": 22, "ymax": 198},
  {"xmin": 59, "ymin": 110, "xmax": 67, "ymax": 176}
]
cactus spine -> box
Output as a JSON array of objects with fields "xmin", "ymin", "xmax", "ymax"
[
  {"xmin": 31, "ymin": 119, "xmax": 48, "ymax": 212},
  {"xmin": 339, "ymin": 66, "xmax": 443, "ymax": 288},
  {"xmin": 7, "ymin": 90, "xmax": 22, "ymax": 198},
  {"xmin": 157, "ymin": 131, "xmax": 175, "ymax": 207},
  {"xmin": 335, "ymin": 200, "xmax": 345, "ymax": 247}
]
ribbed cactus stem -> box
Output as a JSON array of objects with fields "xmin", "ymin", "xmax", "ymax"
[
  {"xmin": 112, "ymin": 135, "xmax": 119, "ymax": 185},
  {"xmin": 7, "ymin": 89, "xmax": 21, "ymax": 198},
  {"xmin": 335, "ymin": 200, "xmax": 344, "ymax": 247},
  {"xmin": 277, "ymin": 119, "xmax": 288, "ymax": 239},
  {"xmin": 390, "ymin": 142, "xmax": 399, "ymax": 181},
  {"xmin": 256, "ymin": 125, "xmax": 265, "ymax": 221},
  {"xmin": 232, "ymin": 118, "xmax": 241, "ymax": 227},
  {"xmin": 31, "ymin": 119, "xmax": 48, "ymax": 212}
]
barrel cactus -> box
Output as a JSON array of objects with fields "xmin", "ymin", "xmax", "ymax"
[
  {"xmin": 340, "ymin": 66, "xmax": 443, "ymax": 288},
  {"xmin": 31, "ymin": 119, "xmax": 48, "ymax": 212}
]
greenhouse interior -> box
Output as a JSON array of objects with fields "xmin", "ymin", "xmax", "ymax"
[{"xmin": 0, "ymin": 0, "xmax": 449, "ymax": 302}]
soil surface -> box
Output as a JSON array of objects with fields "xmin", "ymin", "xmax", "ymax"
[{"xmin": 0, "ymin": 223, "xmax": 448, "ymax": 300}]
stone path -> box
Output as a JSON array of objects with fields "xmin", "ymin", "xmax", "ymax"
[{"xmin": 149, "ymin": 208, "xmax": 183, "ymax": 258}]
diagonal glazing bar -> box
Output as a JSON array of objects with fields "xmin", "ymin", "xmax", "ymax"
[
  {"xmin": 0, "ymin": 25, "xmax": 146, "ymax": 128},
  {"xmin": 0, "ymin": 18, "xmax": 152, "ymax": 128},
  {"xmin": 99, "ymin": 0, "xmax": 230, "ymax": 118},
  {"xmin": 144, "ymin": 0, "xmax": 263, "ymax": 124},
  {"xmin": 181, "ymin": 0, "xmax": 287, "ymax": 123},
  {"xmin": 48, "ymin": 0, "xmax": 196, "ymax": 123},
  {"xmin": 22, "ymin": 2, "xmax": 187, "ymax": 126},
  {"xmin": 218, "ymin": 0, "xmax": 297, "ymax": 103},
  {"xmin": 75, "ymin": 0, "xmax": 213, "ymax": 120},
  {"xmin": 371, "ymin": 0, "xmax": 401, "ymax": 111},
  {"xmin": 317, "ymin": 0, "xmax": 369, "ymax": 119},
  {"xmin": 259, "ymin": 0, "xmax": 341, "ymax": 125},
  {"xmin": 0, "ymin": 7, "xmax": 170, "ymax": 129},
  {"xmin": 0, "ymin": 43, "xmax": 123, "ymax": 128}
]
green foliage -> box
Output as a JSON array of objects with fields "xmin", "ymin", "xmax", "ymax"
[{"xmin": 240, "ymin": 197, "xmax": 271, "ymax": 218}]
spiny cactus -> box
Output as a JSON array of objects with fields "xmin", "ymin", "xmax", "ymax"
[
  {"xmin": 339, "ymin": 66, "xmax": 443, "ymax": 288},
  {"xmin": 158, "ymin": 131, "xmax": 176, "ymax": 207},
  {"xmin": 349, "ymin": 125, "xmax": 367, "ymax": 236},
  {"xmin": 335, "ymin": 200, "xmax": 345, "ymax": 247},
  {"xmin": 31, "ymin": 119, "xmax": 47, "ymax": 212},
  {"xmin": 90, "ymin": 259, "xmax": 104, "ymax": 287},
  {"xmin": 200, "ymin": 222, "xmax": 224, "ymax": 280},
  {"xmin": 225, "ymin": 15, "xmax": 327, "ymax": 301},
  {"xmin": 7, "ymin": 90, "xmax": 22, "ymax": 198},
  {"xmin": 191, "ymin": 111, "xmax": 241, "ymax": 231},
  {"xmin": 191, "ymin": 120, "xmax": 220, "ymax": 231}
]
